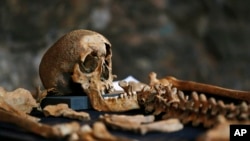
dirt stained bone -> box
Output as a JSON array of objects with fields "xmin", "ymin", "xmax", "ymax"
[
  {"xmin": 39, "ymin": 29, "xmax": 140, "ymax": 112},
  {"xmin": 39, "ymin": 29, "xmax": 114, "ymax": 95}
]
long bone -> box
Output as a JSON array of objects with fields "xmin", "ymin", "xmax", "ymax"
[{"xmin": 149, "ymin": 72, "xmax": 250, "ymax": 103}]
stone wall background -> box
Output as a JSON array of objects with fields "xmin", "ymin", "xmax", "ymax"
[{"xmin": 0, "ymin": 0, "xmax": 250, "ymax": 92}]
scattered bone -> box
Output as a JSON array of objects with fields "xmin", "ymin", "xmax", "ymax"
[
  {"xmin": 100, "ymin": 114, "xmax": 151, "ymax": 132},
  {"xmin": 53, "ymin": 122, "xmax": 80, "ymax": 137},
  {"xmin": 0, "ymin": 97, "xmax": 40, "ymax": 122},
  {"xmin": 100, "ymin": 114, "xmax": 154, "ymax": 130},
  {"xmin": 92, "ymin": 122, "xmax": 122, "ymax": 140},
  {"xmin": 0, "ymin": 89, "xmax": 63, "ymax": 138},
  {"xmin": 43, "ymin": 103, "xmax": 90, "ymax": 120},
  {"xmin": 100, "ymin": 114, "xmax": 182, "ymax": 135},
  {"xmin": 74, "ymin": 125, "xmax": 95, "ymax": 141},
  {"xmin": 110, "ymin": 114, "xmax": 155, "ymax": 124},
  {"xmin": 62, "ymin": 109, "xmax": 90, "ymax": 121},
  {"xmin": 0, "ymin": 110, "xmax": 63, "ymax": 138},
  {"xmin": 43, "ymin": 103, "xmax": 68, "ymax": 117},
  {"xmin": 0, "ymin": 87, "xmax": 38, "ymax": 113},
  {"xmin": 140, "ymin": 118, "xmax": 183, "ymax": 135},
  {"xmin": 0, "ymin": 97, "xmax": 61, "ymax": 138},
  {"xmin": 0, "ymin": 88, "xmax": 39, "ymax": 122},
  {"xmin": 0, "ymin": 94, "xmax": 132, "ymax": 140},
  {"xmin": 71, "ymin": 122, "xmax": 135, "ymax": 141}
]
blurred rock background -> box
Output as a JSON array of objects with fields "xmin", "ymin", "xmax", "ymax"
[{"xmin": 0, "ymin": 0, "xmax": 250, "ymax": 92}]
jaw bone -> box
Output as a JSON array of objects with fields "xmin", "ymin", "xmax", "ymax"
[{"xmin": 72, "ymin": 63, "xmax": 140, "ymax": 112}]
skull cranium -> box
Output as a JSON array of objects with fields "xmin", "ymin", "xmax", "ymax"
[
  {"xmin": 39, "ymin": 29, "xmax": 114, "ymax": 95},
  {"xmin": 40, "ymin": 29, "xmax": 140, "ymax": 112}
]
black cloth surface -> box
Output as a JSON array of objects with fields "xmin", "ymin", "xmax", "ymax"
[{"xmin": 0, "ymin": 109, "xmax": 206, "ymax": 141}]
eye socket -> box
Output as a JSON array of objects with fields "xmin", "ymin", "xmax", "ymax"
[
  {"xmin": 101, "ymin": 62, "xmax": 109, "ymax": 81},
  {"xmin": 80, "ymin": 54, "xmax": 98, "ymax": 73}
]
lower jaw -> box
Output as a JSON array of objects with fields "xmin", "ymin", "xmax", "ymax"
[{"xmin": 88, "ymin": 90, "xmax": 140, "ymax": 112}]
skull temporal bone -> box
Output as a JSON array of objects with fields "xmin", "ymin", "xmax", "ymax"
[{"xmin": 39, "ymin": 29, "xmax": 114, "ymax": 95}]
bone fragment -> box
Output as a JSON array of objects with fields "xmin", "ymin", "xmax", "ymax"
[
  {"xmin": 1, "ymin": 96, "xmax": 132, "ymax": 140},
  {"xmin": 140, "ymin": 118, "xmax": 183, "ymax": 135},
  {"xmin": 107, "ymin": 114, "xmax": 155, "ymax": 124},
  {"xmin": 73, "ymin": 122, "xmax": 135, "ymax": 141},
  {"xmin": 100, "ymin": 114, "xmax": 182, "ymax": 135},
  {"xmin": 92, "ymin": 122, "xmax": 120, "ymax": 140},
  {"xmin": 100, "ymin": 114, "xmax": 154, "ymax": 130},
  {"xmin": 0, "ymin": 87, "xmax": 38, "ymax": 113},
  {"xmin": 74, "ymin": 125, "xmax": 94, "ymax": 141},
  {"xmin": 0, "ymin": 99, "xmax": 40, "ymax": 123},
  {"xmin": 43, "ymin": 103, "xmax": 90, "ymax": 120},
  {"xmin": 53, "ymin": 122, "xmax": 80, "ymax": 137},
  {"xmin": 0, "ymin": 89, "xmax": 61, "ymax": 138},
  {"xmin": 0, "ymin": 99, "xmax": 61, "ymax": 138}
]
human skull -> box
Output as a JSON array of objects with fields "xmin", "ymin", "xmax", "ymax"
[
  {"xmin": 40, "ymin": 29, "xmax": 140, "ymax": 112},
  {"xmin": 39, "ymin": 29, "xmax": 114, "ymax": 96}
]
